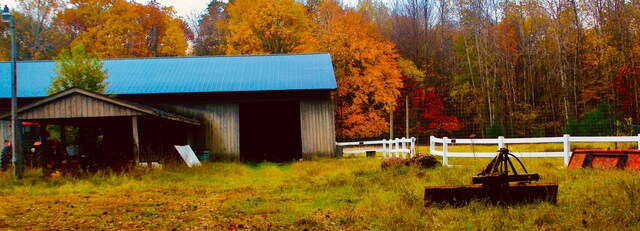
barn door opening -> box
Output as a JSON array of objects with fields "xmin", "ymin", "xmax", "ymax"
[{"xmin": 240, "ymin": 101, "xmax": 302, "ymax": 162}]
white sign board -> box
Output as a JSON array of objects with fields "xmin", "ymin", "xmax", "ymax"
[{"xmin": 174, "ymin": 145, "xmax": 202, "ymax": 167}]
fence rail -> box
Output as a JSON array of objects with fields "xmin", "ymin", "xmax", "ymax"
[
  {"xmin": 336, "ymin": 137, "xmax": 416, "ymax": 158},
  {"xmin": 430, "ymin": 134, "xmax": 640, "ymax": 166}
]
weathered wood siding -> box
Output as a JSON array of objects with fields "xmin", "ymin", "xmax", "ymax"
[
  {"xmin": 162, "ymin": 104, "xmax": 240, "ymax": 159},
  {"xmin": 0, "ymin": 121, "xmax": 8, "ymax": 150},
  {"xmin": 300, "ymin": 100, "xmax": 336, "ymax": 157},
  {"xmin": 18, "ymin": 94, "xmax": 144, "ymax": 119}
]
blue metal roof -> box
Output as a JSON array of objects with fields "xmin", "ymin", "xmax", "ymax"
[{"xmin": 0, "ymin": 53, "xmax": 337, "ymax": 98}]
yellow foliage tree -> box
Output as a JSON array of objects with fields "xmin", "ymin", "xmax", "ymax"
[
  {"xmin": 159, "ymin": 18, "xmax": 188, "ymax": 56},
  {"xmin": 72, "ymin": 0, "xmax": 147, "ymax": 58},
  {"xmin": 225, "ymin": 0, "xmax": 316, "ymax": 54}
]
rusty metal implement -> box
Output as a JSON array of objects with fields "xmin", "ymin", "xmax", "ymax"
[
  {"xmin": 425, "ymin": 148, "xmax": 558, "ymax": 206},
  {"xmin": 568, "ymin": 149, "xmax": 640, "ymax": 171}
]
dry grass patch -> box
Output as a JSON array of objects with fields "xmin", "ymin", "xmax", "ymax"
[{"xmin": 0, "ymin": 157, "xmax": 638, "ymax": 230}]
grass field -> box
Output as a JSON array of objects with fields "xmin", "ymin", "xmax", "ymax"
[{"xmin": 0, "ymin": 152, "xmax": 639, "ymax": 230}]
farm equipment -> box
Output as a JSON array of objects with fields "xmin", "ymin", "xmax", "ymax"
[
  {"xmin": 425, "ymin": 148, "xmax": 558, "ymax": 206},
  {"xmin": 568, "ymin": 149, "xmax": 640, "ymax": 171}
]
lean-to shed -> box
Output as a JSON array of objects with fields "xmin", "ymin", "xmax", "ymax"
[{"xmin": 0, "ymin": 53, "xmax": 338, "ymax": 162}]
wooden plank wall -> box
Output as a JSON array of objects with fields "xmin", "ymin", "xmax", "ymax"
[
  {"xmin": 18, "ymin": 94, "xmax": 144, "ymax": 119},
  {"xmin": 0, "ymin": 121, "xmax": 8, "ymax": 150},
  {"xmin": 300, "ymin": 100, "xmax": 336, "ymax": 157},
  {"xmin": 163, "ymin": 104, "xmax": 240, "ymax": 159}
]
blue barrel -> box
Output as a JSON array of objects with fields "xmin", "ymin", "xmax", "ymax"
[{"xmin": 199, "ymin": 150, "xmax": 210, "ymax": 162}]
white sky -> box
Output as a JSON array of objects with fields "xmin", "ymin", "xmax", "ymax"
[
  {"xmin": 2, "ymin": 0, "xmax": 377, "ymax": 19},
  {"xmin": 142, "ymin": 0, "xmax": 366, "ymax": 18}
]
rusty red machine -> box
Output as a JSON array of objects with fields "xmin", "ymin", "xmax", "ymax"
[
  {"xmin": 568, "ymin": 149, "xmax": 640, "ymax": 171},
  {"xmin": 425, "ymin": 148, "xmax": 558, "ymax": 206}
]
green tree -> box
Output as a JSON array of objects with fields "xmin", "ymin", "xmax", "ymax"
[{"xmin": 48, "ymin": 45, "xmax": 109, "ymax": 94}]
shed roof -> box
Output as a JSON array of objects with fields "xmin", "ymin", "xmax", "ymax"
[
  {"xmin": 0, "ymin": 53, "xmax": 337, "ymax": 98},
  {"xmin": 0, "ymin": 88, "xmax": 200, "ymax": 125}
]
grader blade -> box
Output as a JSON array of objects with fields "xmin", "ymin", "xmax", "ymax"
[
  {"xmin": 425, "ymin": 148, "xmax": 558, "ymax": 206},
  {"xmin": 425, "ymin": 184, "xmax": 558, "ymax": 206}
]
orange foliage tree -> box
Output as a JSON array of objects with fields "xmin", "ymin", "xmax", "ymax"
[
  {"xmin": 311, "ymin": 0, "xmax": 403, "ymax": 140},
  {"xmin": 57, "ymin": 0, "xmax": 188, "ymax": 58}
]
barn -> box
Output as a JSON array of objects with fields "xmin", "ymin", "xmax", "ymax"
[{"xmin": 0, "ymin": 53, "xmax": 337, "ymax": 164}]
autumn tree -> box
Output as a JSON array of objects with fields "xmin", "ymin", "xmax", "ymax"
[
  {"xmin": 158, "ymin": 18, "xmax": 188, "ymax": 56},
  {"xmin": 55, "ymin": 0, "xmax": 114, "ymax": 39},
  {"xmin": 311, "ymin": 0, "xmax": 403, "ymax": 140},
  {"xmin": 357, "ymin": 0, "xmax": 393, "ymax": 38},
  {"xmin": 0, "ymin": 15, "xmax": 9, "ymax": 61},
  {"xmin": 225, "ymin": 0, "xmax": 316, "ymax": 54},
  {"xmin": 13, "ymin": 0, "xmax": 68, "ymax": 60},
  {"xmin": 57, "ymin": 0, "xmax": 189, "ymax": 58},
  {"xmin": 0, "ymin": 0, "xmax": 68, "ymax": 60},
  {"xmin": 48, "ymin": 44, "xmax": 109, "ymax": 94},
  {"xmin": 71, "ymin": 0, "xmax": 147, "ymax": 58},
  {"xmin": 193, "ymin": 0, "xmax": 229, "ymax": 56},
  {"xmin": 393, "ymin": 58, "xmax": 462, "ymax": 137}
]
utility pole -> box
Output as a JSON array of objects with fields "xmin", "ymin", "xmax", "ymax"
[
  {"xmin": 3, "ymin": 5, "xmax": 22, "ymax": 178},
  {"xmin": 390, "ymin": 104, "xmax": 394, "ymax": 140},
  {"xmin": 405, "ymin": 96, "xmax": 409, "ymax": 138}
]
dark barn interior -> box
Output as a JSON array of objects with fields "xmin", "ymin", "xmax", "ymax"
[
  {"xmin": 240, "ymin": 101, "xmax": 302, "ymax": 162},
  {"xmin": 138, "ymin": 117, "xmax": 191, "ymax": 163},
  {"xmin": 38, "ymin": 117, "xmax": 135, "ymax": 171}
]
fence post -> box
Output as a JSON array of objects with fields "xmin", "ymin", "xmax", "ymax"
[
  {"xmin": 391, "ymin": 138, "xmax": 400, "ymax": 157},
  {"xmin": 498, "ymin": 136, "xmax": 504, "ymax": 150},
  {"xmin": 637, "ymin": 134, "xmax": 640, "ymax": 150},
  {"xmin": 382, "ymin": 139, "xmax": 387, "ymax": 158},
  {"xmin": 411, "ymin": 137, "xmax": 416, "ymax": 157},
  {"xmin": 430, "ymin": 136, "xmax": 435, "ymax": 156},
  {"xmin": 563, "ymin": 134, "xmax": 571, "ymax": 166},
  {"xmin": 443, "ymin": 137, "xmax": 448, "ymax": 166},
  {"xmin": 402, "ymin": 137, "xmax": 407, "ymax": 158}
]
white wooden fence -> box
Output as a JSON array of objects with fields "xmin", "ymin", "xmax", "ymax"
[
  {"xmin": 336, "ymin": 137, "xmax": 416, "ymax": 158},
  {"xmin": 430, "ymin": 135, "xmax": 640, "ymax": 166}
]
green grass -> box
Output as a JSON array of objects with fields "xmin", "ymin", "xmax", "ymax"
[{"xmin": 0, "ymin": 156, "xmax": 639, "ymax": 230}]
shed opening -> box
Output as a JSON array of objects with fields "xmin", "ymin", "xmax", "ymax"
[{"xmin": 240, "ymin": 101, "xmax": 302, "ymax": 162}]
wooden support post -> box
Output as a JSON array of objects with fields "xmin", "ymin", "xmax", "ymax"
[
  {"xmin": 132, "ymin": 116, "xmax": 140, "ymax": 166},
  {"xmin": 1, "ymin": 121, "xmax": 5, "ymax": 150},
  {"xmin": 39, "ymin": 123, "xmax": 48, "ymax": 170},
  {"xmin": 60, "ymin": 125, "xmax": 66, "ymax": 156}
]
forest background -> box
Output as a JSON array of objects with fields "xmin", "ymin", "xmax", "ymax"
[{"xmin": 1, "ymin": 0, "xmax": 639, "ymax": 143}]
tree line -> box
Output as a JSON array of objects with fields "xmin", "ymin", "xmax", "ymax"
[
  {"xmin": 2, "ymin": 0, "xmax": 640, "ymax": 140},
  {"xmin": 384, "ymin": 0, "xmax": 640, "ymax": 139}
]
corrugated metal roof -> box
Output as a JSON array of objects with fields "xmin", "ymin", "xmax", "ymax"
[{"xmin": 0, "ymin": 53, "xmax": 337, "ymax": 98}]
